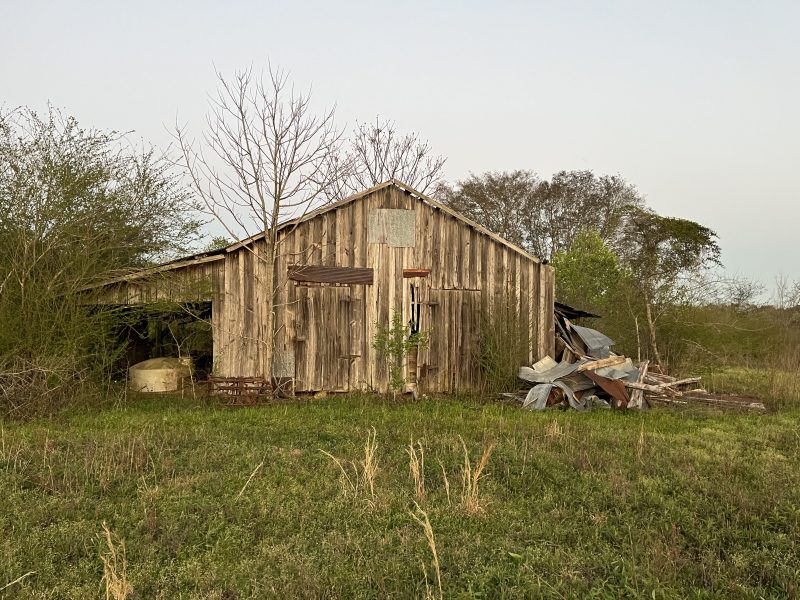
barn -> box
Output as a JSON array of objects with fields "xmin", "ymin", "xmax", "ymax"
[{"xmin": 88, "ymin": 180, "xmax": 555, "ymax": 393}]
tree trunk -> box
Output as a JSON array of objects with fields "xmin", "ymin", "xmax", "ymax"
[
  {"xmin": 644, "ymin": 298, "xmax": 663, "ymax": 368},
  {"xmin": 262, "ymin": 232, "xmax": 277, "ymax": 389}
]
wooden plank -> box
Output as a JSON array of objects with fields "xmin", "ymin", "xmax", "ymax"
[
  {"xmin": 626, "ymin": 376, "xmax": 701, "ymax": 394},
  {"xmin": 82, "ymin": 253, "xmax": 225, "ymax": 291},
  {"xmin": 337, "ymin": 286, "xmax": 351, "ymax": 391},
  {"xmin": 440, "ymin": 290, "xmax": 451, "ymax": 392},
  {"xmin": 629, "ymin": 360, "xmax": 649, "ymax": 409},
  {"xmin": 546, "ymin": 266, "xmax": 555, "ymax": 358},
  {"xmin": 624, "ymin": 380, "xmax": 682, "ymax": 394},
  {"xmin": 658, "ymin": 377, "xmax": 701, "ymax": 388},
  {"xmin": 576, "ymin": 356, "xmax": 627, "ymax": 372},
  {"xmin": 537, "ymin": 264, "xmax": 548, "ymax": 360},
  {"xmin": 415, "ymin": 201, "xmax": 430, "ymax": 270},
  {"xmin": 351, "ymin": 199, "xmax": 366, "ymax": 390}
]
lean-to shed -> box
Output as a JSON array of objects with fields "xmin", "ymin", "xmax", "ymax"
[{"xmin": 89, "ymin": 180, "xmax": 555, "ymax": 393}]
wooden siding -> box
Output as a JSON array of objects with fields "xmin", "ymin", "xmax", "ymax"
[
  {"xmin": 88, "ymin": 183, "xmax": 555, "ymax": 393},
  {"xmin": 90, "ymin": 260, "xmax": 221, "ymax": 305}
]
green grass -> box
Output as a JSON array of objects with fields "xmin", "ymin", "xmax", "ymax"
[
  {"xmin": 2, "ymin": 394, "xmax": 800, "ymax": 599},
  {"xmin": 695, "ymin": 365, "xmax": 800, "ymax": 410}
]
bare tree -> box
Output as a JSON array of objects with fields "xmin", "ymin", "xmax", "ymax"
[
  {"xmin": 174, "ymin": 66, "xmax": 341, "ymax": 384},
  {"xmin": 435, "ymin": 171, "xmax": 539, "ymax": 251},
  {"xmin": 327, "ymin": 117, "xmax": 446, "ymax": 198},
  {"xmin": 725, "ymin": 276, "xmax": 766, "ymax": 310}
]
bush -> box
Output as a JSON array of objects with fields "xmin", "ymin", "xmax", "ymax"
[{"xmin": 0, "ymin": 106, "xmax": 200, "ymax": 418}]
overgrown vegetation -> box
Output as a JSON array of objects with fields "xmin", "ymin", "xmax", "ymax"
[
  {"xmin": 0, "ymin": 106, "xmax": 200, "ymax": 418},
  {"xmin": 372, "ymin": 312, "xmax": 429, "ymax": 394},
  {"xmin": 552, "ymin": 229, "xmax": 800, "ymax": 379},
  {"xmin": 478, "ymin": 298, "xmax": 531, "ymax": 392},
  {"xmin": 441, "ymin": 170, "xmax": 800, "ymax": 381},
  {"xmin": 1, "ymin": 394, "xmax": 799, "ymax": 597}
]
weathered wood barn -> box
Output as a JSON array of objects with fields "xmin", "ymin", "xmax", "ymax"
[{"xmin": 89, "ymin": 180, "xmax": 555, "ymax": 393}]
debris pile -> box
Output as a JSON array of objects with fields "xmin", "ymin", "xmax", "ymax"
[{"xmin": 506, "ymin": 304, "xmax": 766, "ymax": 412}]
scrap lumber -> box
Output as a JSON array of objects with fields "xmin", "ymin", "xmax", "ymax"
[
  {"xmin": 523, "ymin": 309, "xmax": 766, "ymax": 413},
  {"xmin": 648, "ymin": 392, "xmax": 766, "ymax": 412},
  {"xmin": 625, "ymin": 381, "xmax": 682, "ymax": 394},
  {"xmin": 660, "ymin": 377, "xmax": 701, "ymax": 387},
  {"xmin": 576, "ymin": 355, "xmax": 626, "ymax": 372},
  {"xmin": 629, "ymin": 360, "xmax": 649, "ymax": 409}
]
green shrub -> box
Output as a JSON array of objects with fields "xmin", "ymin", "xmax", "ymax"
[{"xmin": 372, "ymin": 312, "xmax": 428, "ymax": 394}]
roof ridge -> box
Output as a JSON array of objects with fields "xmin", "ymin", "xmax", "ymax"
[{"xmin": 86, "ymin": 179, "xmax": 543, "ymax": 290}]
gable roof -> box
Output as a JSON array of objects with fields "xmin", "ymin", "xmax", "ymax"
[
  {"xmin": 83, "ymin": 179, "xmax": 540, "ymax": 291},
  {"xmin": 226, "ymin": 179, "xmax": 540, "ymax": 262}
]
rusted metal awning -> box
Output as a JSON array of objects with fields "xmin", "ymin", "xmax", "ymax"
[{"xmin": 287, "ymin": 265, "xmax": 374, "ymax": 285}]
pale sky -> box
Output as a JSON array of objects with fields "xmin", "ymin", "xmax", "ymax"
[{"xmin": 2, "ymin": 0, "xmax": 798, "ymax": 292}]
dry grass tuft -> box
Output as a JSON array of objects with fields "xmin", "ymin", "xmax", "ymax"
[
  {"xmin": 319, "ymin": 448, "xmax": 356, "ymax": 496},
  {"xmin": 409, "ymin": 501, "xmax": 442, "ymax": 599},
  {"xmin": 407, "ymin": 437, "xmax": 425, "ymax": 500},
  {"xmin": 99, "ymin": 522, "xmax": 133, "ymax": 600},
  {"xmin": 320, "ymin": 427, "xmax": 379, "ymax": 501},
  {"xmin": 362, "ymin": 427, "xmax": 379, "ymax": 500},
  {"xmin": 459, "ymin": 436, "xmax": 495, "ymax": 513},
  {"xmin": 545, "ymin": 419, "xmax": 563, "ymax": 440}
]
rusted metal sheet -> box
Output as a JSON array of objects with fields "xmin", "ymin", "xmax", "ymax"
[
  {"xmin": 403, "ymin": 268, "xmax": 431, "ymax": 278},
  {"xmin": 287, "ymin": 265, "xmax": 374, "ymax": 285},
  {"xmin": 584, "ymin": 371, "xmax": 630, "ymax": 408}
]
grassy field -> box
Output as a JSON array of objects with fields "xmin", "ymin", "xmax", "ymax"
[{"xmin": 2, "ymin": 394, "xmax": 799, "ymax": 599}]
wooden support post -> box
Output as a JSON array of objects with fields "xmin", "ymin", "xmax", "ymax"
[{"xmin": 629, "ymin": 360, "xmax": 649, "ymax": 409}]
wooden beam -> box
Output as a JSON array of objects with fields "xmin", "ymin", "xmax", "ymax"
[
  {"xmin": 629, "ymin": 360, "xmax": 649, "ymax": 409},
  {"xmin": 576, "ymin": 355, "xmax": 626, "ymax": 372}
]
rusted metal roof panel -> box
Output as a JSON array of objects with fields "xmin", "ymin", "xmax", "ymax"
[{"xmin": 287, "ymin": 265, "xmax": 374, "ymax": 285}]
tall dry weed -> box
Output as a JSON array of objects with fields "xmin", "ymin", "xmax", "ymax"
[
  {"xmin": 236, "ymin": 460, "xmax": 264, "ymax": 500},
  {"xmin": 636, "ymin": 421, "xmax": 645, "ymax": 461},
  {"xmin": 545, "ymin": 420, "xmax": 563, "ymax": 440},
  {"xmin": 459, "ymin": 436, "xmax": 495, "ymax": 513},
  {"xmin": 409, "ymin": 502, "xmax": 442, "ymax": 599},
  {"xmin": 407, "ymin": 437, "xmax": 425, "ymax": 500},
  {"xmin": 362, "ymin": 427, "xmax": 379, "ymax": 499},
  {"xmin": 0, "ymin": 571, "xmax": 36, "ymax": 593},
  {"xmin": 320, "ymin": 427, "xmax": 379, "ymax": 501},
  {"xmin": 99, "ymin": 522, "xmax": 133, "ymax": 600}
]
